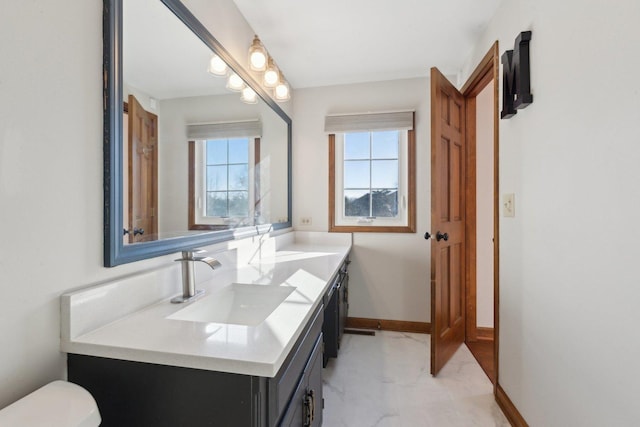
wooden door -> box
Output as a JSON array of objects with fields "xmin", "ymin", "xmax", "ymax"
[
  {"xmin": 127, "ymin": 94, "xmax": 158, "ymax": 243},
  {"xmin": 430, "ymin": 68, "xmax": 466, "ymax": 376}
]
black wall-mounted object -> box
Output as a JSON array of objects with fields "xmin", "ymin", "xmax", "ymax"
[{"xmin": 501, "ymin": 31, "xmax": 533, "ymax": 119}]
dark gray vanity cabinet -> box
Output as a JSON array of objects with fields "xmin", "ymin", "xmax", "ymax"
[
  {"xmin": 322, "ymin": 257, "xmax": 349, "ymax": 367},
  {"xmin": 67, "ymin": 305, "xmax": 323, "ymax": 427}
]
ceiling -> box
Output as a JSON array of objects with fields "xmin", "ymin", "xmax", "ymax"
[{"xmin": 233, "ymin": 0, "xmax": 502, "ymax": 89}]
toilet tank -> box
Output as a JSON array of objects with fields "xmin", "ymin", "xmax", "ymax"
[{"xmin": 0, "ymin": 381, "xmax": 101, "ymax": 427}]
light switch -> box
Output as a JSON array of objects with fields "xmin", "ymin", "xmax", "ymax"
[{"xmin": 503, "ymin": 193, "xmax": 515, "ymax": 217}]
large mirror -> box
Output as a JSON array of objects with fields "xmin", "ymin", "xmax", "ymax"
[{"xmin": 104, "ymin": 0, "xmax": 292, "ymax": 266}]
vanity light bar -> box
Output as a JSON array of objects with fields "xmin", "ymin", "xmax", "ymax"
[
  {"xmin": 247, "ymin": 35, "xmax": 291, "ymax": 102},
  {"xmin": 210, "ymin": 35, "xmax": 291, "ymax": 103}
]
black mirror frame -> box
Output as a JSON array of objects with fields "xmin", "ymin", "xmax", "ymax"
[{"xmin": 103, "ymin": 0, "xmax": 293, "ymax": 267}]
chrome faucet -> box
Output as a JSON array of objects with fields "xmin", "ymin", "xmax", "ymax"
[{"xmin": 171, "ymin": 250, "xmax": 221, "ymax": 303}]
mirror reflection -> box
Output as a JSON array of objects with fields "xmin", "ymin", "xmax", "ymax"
[{"xmin": 121, "ymin": 0, "xmax": 289, "ymax": 245}]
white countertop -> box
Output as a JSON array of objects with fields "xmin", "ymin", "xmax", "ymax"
[{"xmin": 61, "ymin": 233, "xmax": 351, "ymax": 378}]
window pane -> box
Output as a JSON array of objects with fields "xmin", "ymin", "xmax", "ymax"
[
  {"xmin": 206, "ymin": 192, "xmax": 227, "ymax": 217},
  {"xmin": 371, "ymin": 160, "xmax": 398, "ymax": 188},
  {"xmin": 372, "ymin": 190, "xmax": 398, "ymax": 217},
  {"xmin": 228, "ymin": 138, "xmax": 249, "ymax": 164},
  {"xmin": 207, "ymin": 165, "xmax": 227, "ymax": 191},
  {"xmin": 206, "ymin": 140, "xmax": 227, "ymax": 165},
  {"xmin": 228, "ymin": 164, "xmax": 248, "ymax": 190},
  {"xmin": 344, "ymin": 160, "xmax": 370, "ymax": 188},
  {"xmin": 344, "ymin": 190, "xmax": 370, "ymax": 217},
  {"xmin": 344, "ymin": 132, "xmax": 370, "ymax": 159},
  {"xmin": 372, "ymin": 131, "xmax": 399, "ymax": 159},
  {"xmin": 228, "ymin": 191, "xmax": 249, "ymax": 216}
]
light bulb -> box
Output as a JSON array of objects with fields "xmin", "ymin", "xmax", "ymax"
[
  {"xmin": 241, "ymin": 87, "xmax": 258, "ymax": 104},
  {"xmin": 226, "ymin": 73, "xmax": 245, "ymax": 91},
  {"xmin": 263, "ymin": 58, "xmax": 279, "ymax": 87},
  {"xmin": 275, "ymin": 83, "xmax": 289, "ymax": 99},
  {"xmin": 248, "ymin": 36, "xmax": 267, "ymax": 71},
  {"xmin": 250, "ymin": 51, "xmax": 267, "ymax": 70},
  {"xmin": 207, "ymin": 55, "xmax": 227, "ymax": 76},
  {"xmin": 274, "ymin": 73, "xmax": 290, "ymax": 101}
]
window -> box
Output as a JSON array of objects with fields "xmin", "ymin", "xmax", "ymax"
[
  {"xmin": 327, "ymin": 112, "xmax": 415, "ymax": 233},
  {"xmin": 343, "ymin": 131, "xmax": 400, "ymax": 218},
  {"xmin": 187, "ymin": 121, "xmax": 260, "ymax": 229}
]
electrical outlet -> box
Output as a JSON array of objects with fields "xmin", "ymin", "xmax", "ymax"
[
  {"xmin": 300, "ymin": 217, "xmax": 312, "ymax": 226},
  {"xmin": 503, "ymin": 193, "xmax": 515, "ymax": 217}
]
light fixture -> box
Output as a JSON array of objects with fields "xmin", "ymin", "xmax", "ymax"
[
  {"xmin": 248, "ymin": 35, "xmax": 267, "ymax": 71},
  {"xmin": 240, "ymin": 87, "xmax": 258, "ymax": 104},
  {"xmin": 226, "ymin": 73, "xmax": 245, "ymax": 91},
  {"xmin": 263, "ymin": 57, "xmax": 280, "ymax": 88},
  {"xmin": 274, "ymin": 72, "xmax": 290, "ymax": 102},
  {"xmin": 207, "ymin": 54, "xmax": 227, "ymax": 76}
]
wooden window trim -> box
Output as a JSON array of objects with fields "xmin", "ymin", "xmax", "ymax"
[
  {"xmin": 188, "ymin": 138, "xmax": 260, "ymax": 231},
  {"xmin": 328, "ymin": 124, "xmax": 416, "ymax": 233}
]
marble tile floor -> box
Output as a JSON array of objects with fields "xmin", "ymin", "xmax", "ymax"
[{"xmin": 322, "ymin": 331, "xmax": 510, "ymax": 427}]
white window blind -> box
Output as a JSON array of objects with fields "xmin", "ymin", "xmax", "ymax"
[
  {"xmin": 187, "ymin": 120, "xmax": 262, "ymax": 140},
  {"xmin": 324, "ymin": 111, "xmax": 414, "ymax": 133}
]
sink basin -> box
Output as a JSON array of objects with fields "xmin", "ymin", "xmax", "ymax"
[{"xmin": 167, "ymin": 283, "xmax": 295, "ymax": 326}]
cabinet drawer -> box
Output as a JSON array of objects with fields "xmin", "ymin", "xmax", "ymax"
[{"xmin": 270, "ymin": 304, "xmax": 323, "ymax": 425}]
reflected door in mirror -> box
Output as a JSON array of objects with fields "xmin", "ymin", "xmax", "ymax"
[{"xmin": 126, "ymin": 94, "xmax": 158, "ymax": 243}]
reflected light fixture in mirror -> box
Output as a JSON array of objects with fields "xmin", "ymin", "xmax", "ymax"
[
  {"xmin": 248, "ymin": 35, "xmax": 267, "ymax": 71},
  {"xmin": 207, "ymin": 54, "xmax": 227, "ymax": 76},
  {"xmin": 226, "ymin": 73, "xmax": 245, "ymax": 91},
  {"xmin": 241, "ymin": 86, "xmax": 258, "ymax": 104}
]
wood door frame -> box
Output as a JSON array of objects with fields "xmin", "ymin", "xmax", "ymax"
[{"xmin": 460, "ymin": 42, "xmax": 500, "ymax": 387}]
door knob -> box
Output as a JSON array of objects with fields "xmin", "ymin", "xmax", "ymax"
[
  {"xmin": 436, "ymin": 231, "xmax": 448, "ymax": 242},
  {"xmin": 424, "ymin": 232, "xmax": 431, "ymax": 240}
]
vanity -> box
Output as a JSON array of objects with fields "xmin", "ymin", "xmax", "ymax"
[{"xmin": 62, "ymin": 231, "xmax": 351, "ymax": 426}]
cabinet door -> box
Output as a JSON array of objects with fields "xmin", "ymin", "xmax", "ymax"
[
  {"xmin": 279, "ymin": 336, "xmax": 323, "ymax": 427},
  {"xmin": 280, "ymin": 375, "xmax": 305, "ymax": 427},
  {"xmin": 338, "ymin": 271, "xmax": 349, "ymax": 345},
  {"xmin": 306, "ymin": 337, "xmax": 323, "ymax": 427},
  {"xmin": 323, "ymin": 287, "xmax": 339, "ymax": 365}
]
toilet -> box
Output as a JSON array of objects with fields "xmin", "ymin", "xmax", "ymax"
[{"xmin": 0, "ymin": 381, "xmax": 101, "ymax": 427}]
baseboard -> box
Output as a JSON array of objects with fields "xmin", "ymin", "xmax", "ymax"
[
  {"xmin": 496, "ymin": 383, "xmax": 529, "ymax": 427},
  {"xmin": 476, "ymin": 327, "xmax": 494, "ymax": 341},
  {"xmin": 346, "ymin": 317, "xmax": 431, "ymax": 334}
]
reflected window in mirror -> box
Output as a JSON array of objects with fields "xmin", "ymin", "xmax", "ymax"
[
  {"xmin": 189, "ymin": 126, "xmax": 262, "ymax": 230},
  {"xmin": 205, "ymin": 138, "xmax": 251, "ymax": 219}
]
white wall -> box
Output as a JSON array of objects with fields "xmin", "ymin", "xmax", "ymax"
[
  {"xmin": 476, "ymin": 81, "xmax": 494, "ymax": 329},
  {"xmin": 0, "ymin": 0, "xmax": 274, "ymax": 410},
  {"xmin": 461, "ymin": 0, "xmax": 640, "ymax": 424},
  {"xmin": 292, "ymin": 78, "xmax": 430, "ymax": 322}
]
